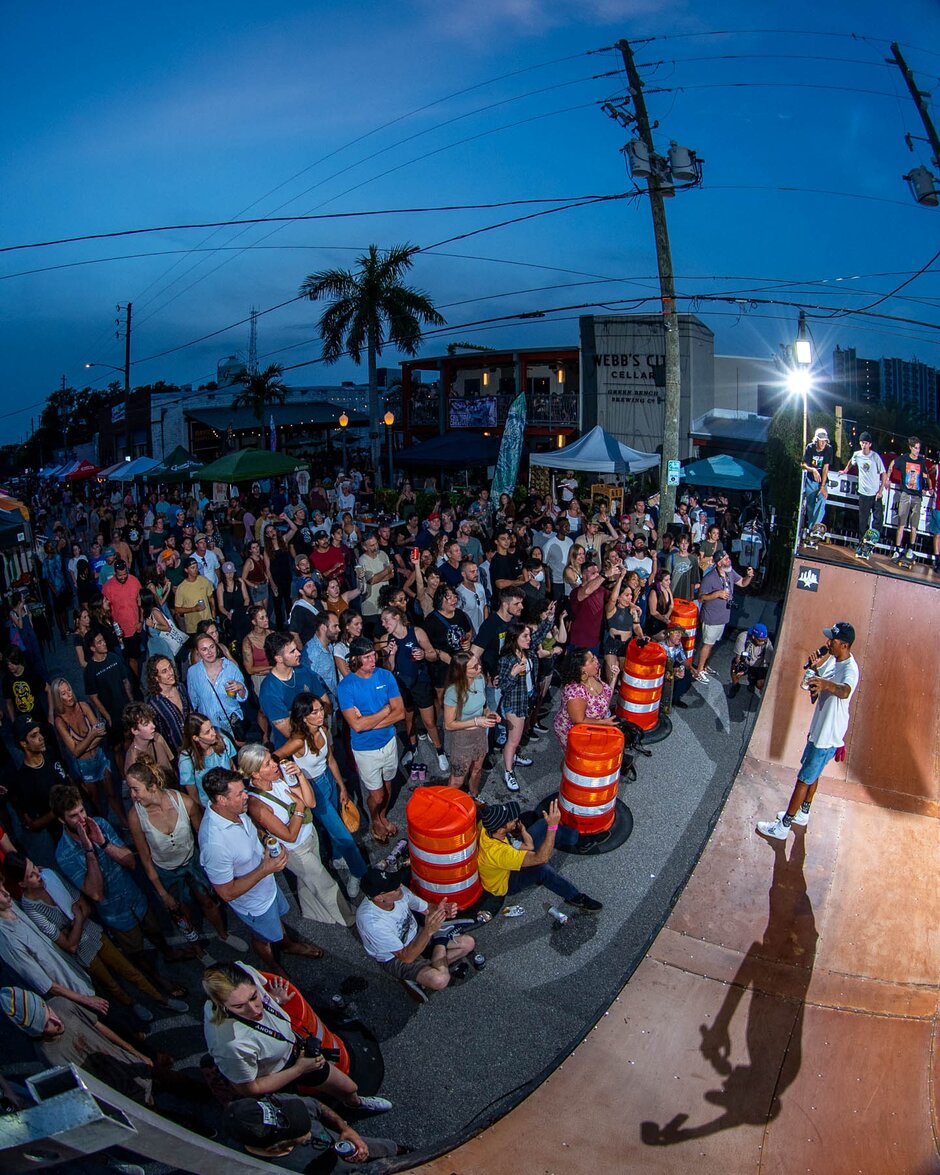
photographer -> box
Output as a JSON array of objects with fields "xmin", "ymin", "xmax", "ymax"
[{"xmin": 729, "ymin": 623, "xmax": 775, "ymax": 698}]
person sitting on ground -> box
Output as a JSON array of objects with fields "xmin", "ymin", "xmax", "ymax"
[
  {"xmin": 729, "ymin": 623, "xmax": 775, "ymax": 697},
  {"xmin": 475, "ymin": 798, "xmax": 603, "ymax": 918},
  {"xmin": 355, "ymin": 866, "xmax": 476, "ymax": 1003},
  {"xmin": 659, "ymin": 625, "xmax": 693, "ymax": 710},
  {"xmin": 223, "ymin": 1091, "xmax": 403, "ymax": 1168},
  {"xmin": 202, "ymin": 960, "xmax": 391, "ymax": 1111}
]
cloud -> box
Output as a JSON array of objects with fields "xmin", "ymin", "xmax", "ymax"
[{"xmin": 412, "ymin": 0, "xmax": 684, "ymax": 39}]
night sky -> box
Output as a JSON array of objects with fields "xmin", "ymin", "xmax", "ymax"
[{"xmin": 2, "ymin": 0, "xmax": 938, "ymax": 446}]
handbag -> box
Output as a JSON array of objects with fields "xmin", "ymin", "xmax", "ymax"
[
  {"xmin": 340, "ymin": 796, "xmax": 361, "ymax": 833},
  {"xmin": 207, "ymin": 672, "xmax": 246, "ymax": 743}
]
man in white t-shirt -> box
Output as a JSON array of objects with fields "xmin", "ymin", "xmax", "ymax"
[
  {"xmin": 541, "ymin": 519, "xmax": 573, "ymax": 602},
  {"xmin": 355, "ymin": 867, "xmax": 477, "ymax": 1002},
  {"xmin": 841, "ymin": 432, "xmax": 887, "ymax": 538},
  {"xmin": 557, "ymin": 472, "xmax": 578, "ymax": 504},
  {"xmin": 456, "ymin": 560, "xmax": 488, "ymax": 635},
  {"xmin": 757, "ymin": 621, "xmax": 859, "ymax": 841}
]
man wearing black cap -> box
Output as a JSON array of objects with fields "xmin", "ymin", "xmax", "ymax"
[
  {"xmin": 223, "ymin": 1092, "xmax": 402, "ymax": 1168},
  {"xmin": 355, "ymin": 866, "xmax": 476, "ymax": 1002},
  {"xmin": 757, "ymin": 621, "xmax": 859, "ymax": 841},
  {"xmin": 476, "ymin": 798, "xmax": 602, "ymax": 916}
]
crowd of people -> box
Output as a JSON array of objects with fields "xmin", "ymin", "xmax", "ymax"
[{"xmin": 0, "ymin": 465, "xmax": 768, "ymax": 1164}]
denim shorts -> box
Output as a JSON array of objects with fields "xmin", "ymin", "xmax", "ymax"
[
  {"xmin": 798, "ymin": 741, "xmax": 838, "ymax": 784},
  {"xmin": 154, "ymin": 853, "xmax": 213, "ymax": 903},
  {"xmin": 930, "ymin": 509, "xmax": 940, "ymax": 537},
  {"xmin": 74, "ymin": 747, "xmax": 111, "ymax": 784},
  {"xmin": 234, "ymin": 888, "xmax": 288, "ymax": 944}
]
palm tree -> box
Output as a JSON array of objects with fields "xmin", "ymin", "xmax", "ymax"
[
  {"xmin": 299, "ymin": 243, "xmax": 445, "ymax": 485},
  {"xmin": 231, "ymin": 363, "xmax": 288, "ymax": 422}
]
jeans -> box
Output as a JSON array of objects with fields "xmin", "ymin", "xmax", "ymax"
[
  {"xmin": 312, "ymin": 768, "xmax": 367, "ymax": 878},
  {"xmin": 505, "ymin": 818, "xmax": 580, "ymax": 901},
  {"xmin": 803, "ymin": 477, "xmax": 826, "ymax": 527}
]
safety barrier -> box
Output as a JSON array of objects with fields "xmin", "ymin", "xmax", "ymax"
[
  {"xmin": 558, "ymin": 723, "xmax": 624, "ymax": 835},
  {"xmin": 406, "ymin": 787, "xmax": 482, "ymax": 910},
  {"xmin": 671, "ymin": 597, "xmax": 699, "ymax": 658},
  {"xmin": 616, "ymin": 639, "xmax": 667, "ymax": 732}
]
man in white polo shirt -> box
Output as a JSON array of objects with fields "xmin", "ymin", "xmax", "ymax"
[{"xmin": 198, "ymin": 767, "xmax": 323, "ymax": 976}]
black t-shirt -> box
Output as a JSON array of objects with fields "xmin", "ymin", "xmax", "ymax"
[
  {"xmin": 11, "ymin": 756, "xmax": 69, "ymax": 822},
  {"xmin": 489, "ymin": 552, "xmax": 522, "ymax": 588},
  {"xmin": 3, "ymin": 668, "xmax": 47, "ymax": 718},
  {"xmin": 289, "ymin": 601, "xmax": 320, "ymax": 647},
  {"xmin": 894, "ymin": 454, "xmax": 928, "ymax": 496},
  {"xmin": 802, "ymin": 443, "xmax": 834, "ymax": 477},
  {"xmin": 422, "ymin": 608, "xmax": 472, "ymax": 655},
  {"xmin": 474, "ymin": 611, "xmax": 513, "ymax": 678},
  {"xmin": 292, "ymin": 525, "xmax": 315, "ymax": 556},
  {"xmin": 83, "ymin": 654, "xmax": 129, "ymax": 724}
]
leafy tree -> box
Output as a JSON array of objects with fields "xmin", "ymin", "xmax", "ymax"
[
  {"xmin": 300, "ymin": 243, "xmax": 445, "ymax": 484},
  {"xmin": 231, "ymin": 364, "xmax": 288, "ymax": 422}
]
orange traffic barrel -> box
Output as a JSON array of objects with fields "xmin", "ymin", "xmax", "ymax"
[
  {"xmin": 260, "ymin": 971, "xmax": 351, "ymax": 1074},
  {"xmin": 616, "ymin": 639, "xmax": 667, "ymax": 731},
  {"xmin": 406, "ymin": 787, "xmax": 482, "ymax": 910},
  {"xmin": 558, "ymin": 723, "xmax": 624, "ymax": 834},
  {"xmin": 671, "ymin": 597, "xmax": 699, "ymax": 658}
]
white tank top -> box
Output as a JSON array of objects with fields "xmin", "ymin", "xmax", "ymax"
[
  {"xmin": 135, "ymin": 790, "xmax": 194, "ymax": 870},
  {"xmin": 291, "ymin": 733, "xmax": 329, "ymax": 782},
  {"xmin": 252, "ymin": 773, "xmax": 313, "ymax": 852}
]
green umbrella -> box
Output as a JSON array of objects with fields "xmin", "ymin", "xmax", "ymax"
[
  {"xmin": 196, "ymin": 448, "xmax": 308, "ymax": 483},
  {"xmin": 147, "ymin": 445, "xmax": 204, "ymax": 483}
]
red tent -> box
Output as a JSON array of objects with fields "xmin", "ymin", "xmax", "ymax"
[{"xmin": 64, "ymin": 459, "xmax": 101, "ymax": 481}]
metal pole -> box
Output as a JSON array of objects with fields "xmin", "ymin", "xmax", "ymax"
[
  {"xmin": 387, "ymin": 424, "xmax": 394, "ymax": 487},
  {"xmin": 123, "ymin": 302, "xmax": 132, "ymax": 398}
]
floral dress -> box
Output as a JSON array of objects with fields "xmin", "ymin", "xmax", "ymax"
[{"xmin": 553, "ymin": 680, "xmax": 613, "ymax": 747}]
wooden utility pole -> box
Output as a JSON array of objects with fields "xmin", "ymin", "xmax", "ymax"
[
  {"xmin": 889, "ymin": 43, "xmax": 940, "ymax": 165},
  {"xmin": 123, "ymin": 302, "xmax": 133, "ymax": 398},
  {"xmin": 617, "ymin": 37, "xmax": 681, "ymax": 533}
]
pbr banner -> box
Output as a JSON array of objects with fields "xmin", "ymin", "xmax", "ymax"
[{"xmin": 491, "ymin": 392, "xmax": 527, "ymax": 502}]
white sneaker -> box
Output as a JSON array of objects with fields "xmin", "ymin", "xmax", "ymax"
[
  {"xmin": 355, "ymin": 1095, "xmax": 393, "ymax": 1113},
  {"xmin": 436, "ymin": 751, "xmax": 450, "ymax": 774},
  {"xmin": 696, "ymin": 669, "xmax": 712, "ymax": 683},
  {"xmin": 504, "ymin": 770, "xmax": 520, "ymax": 792},
  {"xmin": 331, "ymin": 858, "xmax": 346, "ymax": 871},
  {"xmin": 218, "ymin": 932, "xmax": 250, "ymax": 953},
  {"xmin": 756, "ymin": 818, "xmax": 790, "ymax": 840},
  {"xmin": 904, "ymin": 547, "xmax": 915, "ymax": 561},
  {"xmin": 778, "ymin": 809, "xmax": 809, "ymax": 827},
  {"xmin": 347, "ymin": 875, "xmax": 361, "ymax": 899}
]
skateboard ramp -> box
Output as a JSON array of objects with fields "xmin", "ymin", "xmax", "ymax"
[{"xmin": 409, "ymin": 555, "xmax": 940, "ymax": 1175}]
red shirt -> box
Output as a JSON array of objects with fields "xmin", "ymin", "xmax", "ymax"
[
  {"xmin": 310, "ymin": 546, "xmax": 347, "ymax": 582},
  {"xmin": 102, "ymin": 573, "xmax": 143, "ymax": 636}
]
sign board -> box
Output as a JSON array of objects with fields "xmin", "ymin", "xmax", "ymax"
[
  {"xmin": 449, "ymin": 396, "xmax": 497, "ymax": 428},
  {"xmin": 667, "ymin": 459, "xmax": 680, "ymax": 486},
  {"xmin": 796, "ymin": 565, "xmax": 820, "ymax": 592},
  {"xmin": 111, "ymin": 403, "xmax": 126, "ymax": 424}
]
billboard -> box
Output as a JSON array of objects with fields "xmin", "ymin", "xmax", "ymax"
[{"xmin": 449, "ymin": 396, "xmax": 497, "ymax": 428}]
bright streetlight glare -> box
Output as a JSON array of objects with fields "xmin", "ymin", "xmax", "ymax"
[{"xmin": 786, "ymin": 369, "xmax": 812, "ymax": 396}]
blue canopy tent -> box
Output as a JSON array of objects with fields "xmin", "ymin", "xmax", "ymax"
[
  {"xmin": 680, "ymin": 453, "xmax": 767, "ymax": 491},
  {"xmin": 396, "ymin": 431, "xmax": 502, "ymax": 469}
]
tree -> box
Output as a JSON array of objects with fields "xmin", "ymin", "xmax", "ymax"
[
  {"xmin": 231, "ymin": 363, "xmax": 288, "ymax": 422},
  {"xmin": 299, "ymin": 243, "xmax": 445, "ymax": 484}
]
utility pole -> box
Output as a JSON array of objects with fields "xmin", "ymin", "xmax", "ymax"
[
  {"xmin": 122, "ymin": 302, "xmax": 132, "ymax": 398},
  {"xmin": 617, "ymin": 37, "xmax": 682, "ymax": 533},
  {"xmin": 889, "ymin": 43, "xmax": 940, "ymax": 206}
]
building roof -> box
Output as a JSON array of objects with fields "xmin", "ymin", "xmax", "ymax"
[
  {"xmin": 185, "ymin": 401, "xmax": 368, "ymax": 432},
  {"xmin": 691, "ymin": 409, "xmax": 771, "ymax": 444}
]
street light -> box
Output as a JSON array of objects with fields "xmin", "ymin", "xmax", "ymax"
[
  {"xmin": 787, "ymin": 368, "xmax": 812, "ymax": 450},
  {"xmin": 789, "ymin": 310, "xmax": 813, "ymax": 448},
  {"xmin": 338, "ymin": 411, "xmax": 349, "ymax": 471},
  {"xmin": 383, "ymin": 410, "xmax": 395, "ymax": 487}
]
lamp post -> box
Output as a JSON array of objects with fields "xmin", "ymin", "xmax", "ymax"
[
  {"xmin": 383, "ymin": 410, "xmax": 395, "ymax": 487},
  {"xmin": 338, "ymin": 411, "xmax": 349, "ymax": 472},
  {"xmin": 788, "ymin": 311, "xmax": 813, "ymax": 449}
]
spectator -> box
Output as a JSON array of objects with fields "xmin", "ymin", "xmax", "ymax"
[
  {"xmin": 216, "ymin": 560, "xmax": 250, "ymax": 645},
  {"xmin": 259, "ymin": 632, "xmax": 330, "ymax": 751},
  {"xmin": 9, "ymin": 716, "xmax": 68, "ymax": 867},
  {"xmin": 145, "ymin": 654, "xmax": 192, "ymax": 755},
  {"xmin": 356, "ymin": 866, "xmax": 476, "ymax": 1004},
  {"xmin": 644, "ymin": 568, "xmax": 675, "ymax": 637},
  {"xmin": 198, "ymin": 768, "xmax": 323, "ymax": 974},
  {"xmin": 729, "ymin": 623, "xmax": 775, "ymax": 697},
  {"xmin": 187, "ymin": 632, "xmax": 250, "ymax": 744},
  {"xmin": 337, "ymin": 637, "xmax": 404, "ymax": 844},
  {"xmin": 443, "ymin": 650, "xmax": 499, "ymax": 796},
  {"xmin": 562, "ymin": 543, "xmax": 586, "ymax": 597},
  {"xmin": 553, "ymin": 650, "xmax": 618, "ymax": 749},
  {"xmin": 241, "ymin": 539, "xmax": 272, "ymax": 609},
  {"xmin": 123, "ymin": 700, "xmax": 175, "ymax": 776},
  {"xmin": 178, "ymin": 713, "xmax": 237, "ymax": 807},
  {"xmin": 659, "ymin": 625, "xmax": 693, "ymax": 711},
  {"xmin": 378, "ymin": 606, "xmax": 445, "ymax": 772},
  {"xmin": 489, "ymin": 528, "xmax": 523, "ymax": 591},
  {"xmin": 82, "ymin": 631, "xmax": 134, "ymax": 746},
  {"xmin": 173, "ymin": 556, "xmax": 215, "ymax": 634},
  {"xmin": 665, "ymin": 533, "xmax": 701, "ymax": 601},
  {"xmin": 568, "ymin": 562, "xmax": 607, "ymax": 652},
  {"xmin": 102, "ymin": 558, "xmax": 143, "ymax": 676},
  {"xmin": 456, "ymin": 559, "xmax": 488, "ymax": 634},
  {"xmin": 287, "ymin": 576, "xmax": 321, "ymax": 648},
  {"xmin": 497, "ymin": 621, "xmax": 542, "ymax": 793},
  {"xmin": 693, "ymin": 551, "xmax": 754, "ymax": 683},
  {"xmin": 303, "ymin": 610, "xmax": 340, "ymax": 707},
  {"xmin": 3, "ymin": 646, "xmax": 53, "ymax": 726},
  {"xmin": 357, "ymin": 534, "xmax": 393, "ymax": 635},
  {"xmin": 602, "ymin": 569, "xmax": 643, "ymax": 685}
]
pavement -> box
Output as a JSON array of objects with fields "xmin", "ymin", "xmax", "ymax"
[{"xmin": 0, "ymin": 605, "xmax": 772, "ymax": 1166}]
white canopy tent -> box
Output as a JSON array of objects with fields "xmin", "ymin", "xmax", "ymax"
[{"xmin": 529, "ymin": 425, "xmax": 659, "ymax": 474}]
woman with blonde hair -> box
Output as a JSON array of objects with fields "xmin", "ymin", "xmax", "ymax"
[
  {"xmin": 52, "ymin": 676, "xmax": 121, "ymax": 822},
  {"xmin": 239, "ymin": 743, "xmax": 353, "ymax": 927},
  {"xmin": 202, "ymin": 960, "xmax": 390, "ymax": 1111}
]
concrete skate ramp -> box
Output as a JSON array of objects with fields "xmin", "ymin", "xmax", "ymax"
[{"xmin": 409, "ymin": 557, "xmax": 940, "ymax": 1175}]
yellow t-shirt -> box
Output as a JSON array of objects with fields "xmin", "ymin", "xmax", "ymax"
[
  {"xmin": 476, "ymin": 823, "xmax": 526, "ymax": 897},
  {"xmin": 174, "ymin": 575, "xmax": 213, "ymax": 633}
]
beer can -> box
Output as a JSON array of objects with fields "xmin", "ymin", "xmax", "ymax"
[
  {"xmin": 265, "ymin": 835, "xmax": 282, "ymax": 858},
  {"xmin": 334, "ymin": 1140, "xmax": 357, "ymax": 1158}
]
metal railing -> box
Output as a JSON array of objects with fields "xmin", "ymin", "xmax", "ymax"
[{"xmin": 408, "ymin": 390, "xmax": 579, "ymax": 429}]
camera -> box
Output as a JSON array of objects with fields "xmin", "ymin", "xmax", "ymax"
[{"xmin": 303, "ymin": 1037, "xmax": 323, "ymax": 1060}]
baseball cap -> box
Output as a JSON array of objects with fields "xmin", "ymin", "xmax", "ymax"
[
  {"xmin": 223, "ymin": 1095, "xmax": 311, "ymax": 1149},
  {"xmin": 823, "ymin": 621, "xmax": 855, "ymax": 645},
  {"xmin": 813, "ymin": 427, "xmax": 829, "ymax": 441},
  {"xmin": 114, "ymin": 558, "xmax": 128, "ymax": 571},
  {"xmin": 360, "ymin": 866, "xmax": 405, "ymax": 899},
  {"xmin": 480, "ymin": 800, "xmax": 522, "ymax": 834},
  {"xmin": 221, "ymin": 561, "xmax": 236, "ymax": 575},
  {"xmin": 103, "ymin": 546, "xmax": 116, "ymax": 558},
  {"xmin": 13, "ymin": 714, "xmax": 40, "ymax": 743},
  {"xmin": 182, "ymin": 556, "xmax": 198, "ymax": 570},
  {"xmin": 348, "ymin": 636, "xmax": 375, "ymax": 659},
  {"xmin": 750, "ymin": 623, "xmax": 768, "ymax": 640},
  {"xmin": 298, "ymin": 576, "xmax": 316, "ymax": 590}
]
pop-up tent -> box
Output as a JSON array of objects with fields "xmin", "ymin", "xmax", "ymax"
[
  {"xmin": 529, "ymin": 425, "xmax": 659, "ymax": 474},
  {"xmin": 110, "ymin": 456, "xmax": 160, "ymax": 481},
  {"xmin": 196, "ymin": 448, "xmax": 307, "ymax": 483},
  {"xmin": 396, "ymin": 431, "xmax": 501, "ymax": 469},
  {"xmin": 146, "ymin": 446, "xmax": 204, "ymax": 483},
  {"xmin": 680, "ymin": 453, "xmax": 767, "ymax": 491}
]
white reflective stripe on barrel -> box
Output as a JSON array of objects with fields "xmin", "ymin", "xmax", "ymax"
[
  {"xmin": 559, "ymin": 794, "xmax": 618, "ymax": 817},
  {"xmin": 408, "ymin": 842, "xmax": 475, "ymax": 866},
  {"xmin": 414, "ymin": 871, "xmax": 479, "ymax": 895},
  {"xmin": 617, "ymin": 698, "xmax": 660, "ymax": 714},
  {"xmin": 562, "ymin": 766, "xmax": 620, "ymax": 790},
  {"xmin": 621, "ymin": 671, "xmax": 665, "ymax": 690}
]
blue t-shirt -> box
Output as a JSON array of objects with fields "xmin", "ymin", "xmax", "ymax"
[
  {"xmin": 337, "ymin": 668, "xmax": 400, "ymax": 751},
  {"xmin": 259, "ymin": 666, "xmax": 328, "ymax": 749}
]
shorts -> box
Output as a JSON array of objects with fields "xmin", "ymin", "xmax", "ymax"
[
  {"xmin": 379, "ymin": 941, "xmax": 436, "ymax": 982},
  {"xmin": 798, "ymin": 741, "xmax": 838, "ymax": 785},
  {"xmin": 701, "ymin": 623, "xmax": 727, "ymax": 647},
  {"xmin": 234, "ymin": 888, "xmax": 289, "ymax": 944},
  {"xmin": 353, "ymin": 739, "xmax": 399, "ymax": 791},
  {"xmin": 399, "ymin": 674, "xmax": 434, "ymax": 712},
  {"xmin": 444, "ymin": 724, "xmax": 488, "ymax": 774},
  {"xmin": 897, "ymin": 493, "xmax": 922, "ymax": 530},
  {"xmin": 74, "ymin": 746, "xmax": 111, "ymax": 784},
  {"xmin": 155, "ymin": 853, "xmax": 213, "ymax": 904},
  {"xmin": 930, "ymin": 509, "xmax": 940, "ymax": 537}
]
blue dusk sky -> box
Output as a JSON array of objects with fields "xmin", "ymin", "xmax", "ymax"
[{"xmin": 2, "ymin": 0, "xmax": 938, "ymax": 445}]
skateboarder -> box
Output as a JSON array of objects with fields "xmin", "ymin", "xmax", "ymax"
[
  {"xmin": 842, "ymin": 432, "xmax": 887, "ymax": 547},
  {"xmin": 886, "ymin": 436, "xmax": 931, "ymax": 565},
  {"xmin": 756, "ymin": 621, "xmax": 859, "ymax": 841},
  {"xmin": 800, "ymin": 428, "xmax": 833, "ymax": 536}
]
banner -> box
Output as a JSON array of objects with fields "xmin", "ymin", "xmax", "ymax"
[
  {"xmin": 269, "ymin": 412, "xmax": 277, "ymax": 452},
  {"xmin": 491, "ymin": 392, "xmax": 527, "ymax": 503},
  {"xmin": 449, "ymin": 396, "xmax": 497, "ymax": 428}
]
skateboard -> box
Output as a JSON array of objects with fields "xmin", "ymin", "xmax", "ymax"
[
  {"xmin": 854, "ymin": 527, "xmax": 879, "ymax": 561},
  {"xmin": 897, "ymin": 552, "xmax": 915, "ymax": 571},
  {"xmin": 803, "ymin": 522, "xmax": 828, "ymax": 550}
]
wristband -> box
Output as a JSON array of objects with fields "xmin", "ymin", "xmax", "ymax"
[{"xmin": 547, "ymin": 823, "xmax": 559, "ymax": 831}]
